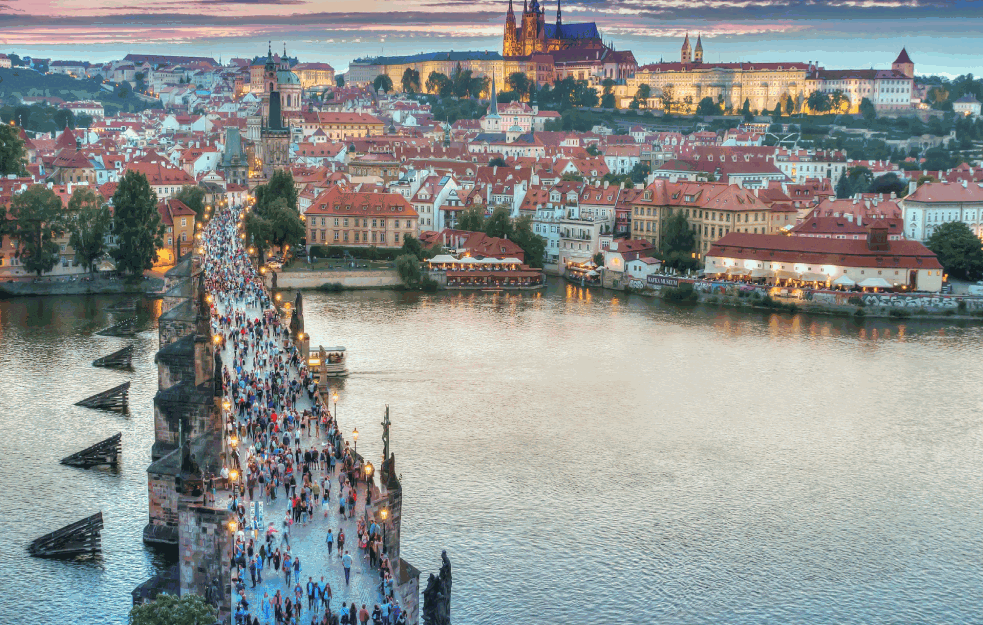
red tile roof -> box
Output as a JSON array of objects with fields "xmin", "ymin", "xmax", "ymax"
[{"xmin": 707, "ymin": 232, "xmax": 941, "ymax": 270}]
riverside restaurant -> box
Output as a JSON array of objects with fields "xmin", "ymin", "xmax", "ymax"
[{"xmin": 426, "ymin": 255, "xmax": 547, "ymax": 289}]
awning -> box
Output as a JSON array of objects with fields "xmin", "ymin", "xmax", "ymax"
[
  {"xmin": 775, "ymin": 270, "xmax": 798, "ymax": 280},
  {"xmin": 726, "ymin": 267, "xmax": 750, "ymax": 276},
  {"xmin": 703, "ymin": 267, "xmax": 725, "ymax": 274},
  {"xmin": 858, "ymin": 277, "xmax": 894, "ymax": 289},
  {"xmin": 801, "ymin": 272, "xmax": 829, "ymax": 282},
  {"xmin": 750, "ymin": 268, "xmax": 774, "ymax": 278},
  {"xmin": 832, "ymin": 275, "xmax": 856, "ymax": 286}
]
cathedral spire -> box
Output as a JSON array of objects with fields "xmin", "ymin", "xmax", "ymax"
[
  {"xmin": 268, "ymin": 41, "xmax": 272, "ymax": 60},
  {"xmin": 556, "ymin": 0, "xmax": 562, "ymax": 25},
  {"xmin": 523, "ymin": 0, "xmax": 527, "ymax": 13},
  {"xmin": 490, "ymin": 71, "xmax": 498, "ymax": 116},
  {"xmin": 507, "ymin": 0, "xmax": 514, "ymax": 17}
]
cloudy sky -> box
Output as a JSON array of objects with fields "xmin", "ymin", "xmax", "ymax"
[{"xmin": 0, "ymin": 0, "xmax": 979, "ymax": 75}]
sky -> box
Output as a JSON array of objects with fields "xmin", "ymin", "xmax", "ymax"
[{"xmin": 0, "ymin": 0, "xmax": 980, "ymax": 76}]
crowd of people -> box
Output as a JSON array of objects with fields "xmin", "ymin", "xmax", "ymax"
[{"xmin": 199, "ymin": 203, "xmax": 407, "ymax": 625}]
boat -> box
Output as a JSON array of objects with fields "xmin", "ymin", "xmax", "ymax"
[{"xmin": 310, "ymin": 346, "xmax": 348, "ymax": 378}]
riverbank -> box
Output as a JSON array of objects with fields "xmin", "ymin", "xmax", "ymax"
[
  {"xmin": 275, "ymin": 269, "xmax": 401, "ymax": 291},
  {"xmin": 0, "ymin": 276, "xmax": 165, "ymax": 297}
]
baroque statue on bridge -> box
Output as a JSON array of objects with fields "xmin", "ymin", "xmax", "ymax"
[{"xmin": 422, "ymin": 550, "xmax": 452, "ymax": 625}]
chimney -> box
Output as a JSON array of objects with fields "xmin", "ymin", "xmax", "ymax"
[
  {"xmin": 963, "ymin": 180, "xmax": 968, "ymax": 188},
  {"xmin": 846, "ymin": 213, "xmax": 853, "ymax": 223},
  {"xmin": 603, "ymin": 180, "xmax": 609, "ymax": 189}
]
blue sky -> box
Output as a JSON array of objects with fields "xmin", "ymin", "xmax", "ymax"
[{"xmin": 0, "ymin": 0, "xmax": 979, "ymax": 75}]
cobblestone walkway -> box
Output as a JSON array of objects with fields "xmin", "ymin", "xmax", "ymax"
[{"xmin": 220, "ymin": 300, "xmax": 384, "ymax": 623}]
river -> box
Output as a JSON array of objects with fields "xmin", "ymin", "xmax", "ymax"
[{"xmin": 1, "ymin": 285, "xmax": 980, "ymax": 624}]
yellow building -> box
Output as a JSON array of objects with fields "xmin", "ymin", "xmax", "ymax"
[{"xmin": 293, "ymin": 63, "xmax": 335, "ymax": 90}]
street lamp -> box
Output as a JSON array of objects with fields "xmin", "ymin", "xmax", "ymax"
[
  {"xmin": 222, "ymin": 399, "xmax": 231, "ymax": 412},
  {"xmin": 364, "ymin": 461, "xmax": 374, "ymax": 481},
  {"xmin": 353, "ymin": 427, "xmax": 359, "ymax": 456},
  {"xmin": 332, "ymin": 392, "xmax": 339, "ymax": 421}
]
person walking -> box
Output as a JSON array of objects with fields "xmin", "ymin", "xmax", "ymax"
[
  {"xmin": 326, "ymin": 528, "xmax": 334, "ymax": 555},
  {"xmin": 306, "ymin": 576, "xmax": 317, "ymax": 611},
  {"xmin": 358, "ymin": 604, "xmax": 370, "ymax": 625},
  {"xmin": 342, "ymin": 550, "xmax": 353, "ymax": 586}
]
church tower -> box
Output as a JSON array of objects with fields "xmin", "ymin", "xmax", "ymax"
[
  {"xmin": 681, "ymin": 33, "xmax": 692, "ymax": 64},
  {"xmin": 522, "ymin": 0, "xmax": 545, "ymax": 55},
  {"xmin": 504, "ymin": 0, "xmax": 521, "ymax": 56},
  {"xmin": 556, "ymin": 0, "xmax": 562, "ymax": 26},
  {"xmin": 694, "ymin": 34, "xmax": 703, "ymax": 64}
]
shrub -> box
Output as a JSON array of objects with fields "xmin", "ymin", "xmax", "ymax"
[
  {"xmin": 662, "ymin": 282, "xmax": 699, "ymax": 302},
  {"xmin": 847, "ymin": 296, "xmax": 865, "ymax": 307},
  {"xmin": 310, "ymin": 245, "xmax": 399, "ymax": 261},
  {"xmin": 318, "ymin": 282, "xmax": 345, "ymax": 292},
  {"xmin": 958, "ymin": 300, "xmax": 967, "ymax": 312}
]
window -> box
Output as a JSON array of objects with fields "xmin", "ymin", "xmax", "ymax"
[
  {"xmin": 334, "ymin": 231, "xmax": 339, "ymax": 241},
  {"xmin": 395, "ymin": 233, "xmax": 400, "ymax": 243},
  {"xmin": 344, "ymin": 218, "xmax": 349, "ymax": 227},
  {"xmin": 334, "ymin": 218, "xmax": 339, "ymax": 226},
  {"xmin": 343, "ymin": 231, "xmax": 349, "ymax": 242},
  {"xmin": 181, "ymin": 233, "xmax": 187, "ymax": 242}
]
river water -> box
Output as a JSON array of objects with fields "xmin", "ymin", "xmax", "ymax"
[{"xmin": 1, "ymin": 286, "xmax": 981, "ymax": 624}]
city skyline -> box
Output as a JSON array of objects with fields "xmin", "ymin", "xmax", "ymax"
[{"xmin": 0, "ymin": 0, "xmax": 981, "ymax": 75}]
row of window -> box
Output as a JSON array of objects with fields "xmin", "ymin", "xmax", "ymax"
[
  {"xmin": 313, "ymin": 230, "xmax": 403, "ymax": 244},
  {"xmin": 311, "ymin": 217, "xmax": 413, "ymax": 228}
]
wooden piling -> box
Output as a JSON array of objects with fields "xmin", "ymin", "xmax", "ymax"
[
  {"xmin": 93, "ymin": 345, "xmax": 134, "ymax": 369},
  {"xmin": 75, "ymin": 382, "xmax": 130, "ymax": 412},
  {"xmin": 28, "ymin": 512, "xmax": 104, "ymax": 558},
  {"xmin": 61, "ymin": 433, "xmax": 122, "ymax": 468}
]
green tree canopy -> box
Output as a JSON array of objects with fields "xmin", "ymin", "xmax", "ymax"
[
  {"xmin": 859, "ymin": 97, "xmax": 877, "ymax": 122},
  {"xmin": 925, "ymin": 221, "xmax": 983, "ymax": 281},
  {"xmin": 128, "ymin": 593, "xmax": 217, "ymax": 625},
  {"xmin": 373, "ymin": 74, "xmax": 394, "ymax": 94},
  {"xmin": 484, "ymin": 206, "xmax": 513, "ymax": 239},
  {"xmin": 401, "ymin": 233, "xmax": 425, "ymax": 260},
  {"xmin": 336, "ymin": 75, "xmax": 345, "ymax": 87},
  {"xmin": 807, "ymin": 90, "xmax": 832, "ymax": 113},
  {"xmin": 660, "ymin": 209, "xmax": 696, "ymax": 269},
  {"xmin": 67, "ymin": 187, "xmax": 111, "ymax": 273},
  {"xmin": 488, "ymin": 156, "xmax": 508, "ymax": 168},
  {"xmin": 835, "ymin": 165, "xmax": 874, "ymax": 199},
  {"xmin": 401, "ymin": 68, "xmax": 421, "ymax": 94},
  {"xmin": 426, "ymin": 72, "xmax": 453, "ymax": 97},
  {"xmin": 174, "ymin": 185, "xmax": 206, "ymax": 222},
  {"xmin": 696, "ymin": 97, "xmax": 721, "ymax": 116},
  {"xmin": 506, "ymin": 72, "xmax": 530, "ymax": 99},
  {"xmin": 457, "ymin": 205, "xmax": 486, "ymax": 232},
  {"xmin": 395, "ymin": 253, "xmax": 422, "ymax": 287},
  {"xmin": 265, "ymin": 198, "xmax": 305, "ymax": 252},
  {"xmin": 8, "ymin": 184, "xmax": 66, "ymax": 276},
  {"xmin": 254, "ymin": 169, "xmax": 297, "ymax": 215},
  {"xmin": 111, "ymin": 170, "xmax": 164, "ymax": 276},
  {"xmin": 0, "ymin": 123, "xmax": 27, "ymax": 176},
  {"xmin": 244, "ymin": 212, "xmax": 273, "ymax": 262}
]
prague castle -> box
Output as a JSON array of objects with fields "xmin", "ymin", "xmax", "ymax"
[{"xmin": 503, "ymin": 0, "xmax": 603, "ymax": 56}]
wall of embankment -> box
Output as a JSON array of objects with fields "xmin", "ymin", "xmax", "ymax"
[{"xmin": 275, "ymin": 270, "xmax": 401, "ymax": 290}]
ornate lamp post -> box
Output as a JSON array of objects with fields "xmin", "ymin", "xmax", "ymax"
[
  {"xmin": 353, "ymin": 427, "xmax": 359, "ymax": 456},
  {"xmin": 332, "ymin": 392, "xmax": 339, "ymax": 421}
]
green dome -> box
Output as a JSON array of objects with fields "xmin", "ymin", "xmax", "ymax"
[{"xmin": 277, "ymin": 70, "xmax": 300, "ymax": 86}]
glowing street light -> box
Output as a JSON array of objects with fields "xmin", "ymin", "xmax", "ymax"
[{"xmin": 353, "ymin": 427, "xmax": 359, "ymax": 455}]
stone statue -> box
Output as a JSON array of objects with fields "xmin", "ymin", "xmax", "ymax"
[
  {"xmin": 422, "ymin": 551, "xmax": 452, "ymax": 625},
  {"xmin": 271, "ymin": 271, "xmax": 277, "ymax": 289},
  {"xmin": 290, "ymin": 291, "xmax": 304, "ymax": 335},
  {"xmin": 381, "ymin": 405, "xmax": 391, "ymax": 462}
]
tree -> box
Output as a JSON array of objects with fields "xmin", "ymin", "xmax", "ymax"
[
  {"xmin": 660, "ymin": 85, "xmax": 675, "ymax": 115},
  {"xmin": 925, "ymin": 221, "xmax": 983, "ymax": 281},
  {"xmin": 488, "ymin": 156, "xmax": 508, "ymax": 168},
  {"xmin": 659, "ymin": 209, "xmax": 696, "ymax": 268},
  {"xmin": 128, "ymin": 593, "xmax": 216, "ymax": 625},
  {"xmin": 601, "ymin": 78, "xmax": 616, "ymax": 109},
  {"xmin": 53, "ymin": 109, "xmax": 75, "ymax": 130},
  {"xmin": 265, "ymin": 199, "xmax": 305, "ymax": 253},
  {"xmin": 484, "ymin": 206, "xmax": 512, "ymax": 239},
  {"xmin": 458, "ymin": 205, "xmax": 486, "ymax": 232},
  {"xmin": 506, "ymin": 72, "xmax": 530, "ymax": 100},
  {"xmin": 66, "ymin": 187, "xmax": 111, "ymax": 273},
  {"xmin": 835, "ymin": 165, "xmax": 873, "ymax": 198},
  {"xmin": 254, "ymin": 169, "xmax": 297, "ymax": 215},
  {"xmin": 401, "ymin": 68, "xmax": 421, "ymax": 94},
  {"xmin": 631, "ymin": 84, "xmax": 651, "ymax": 110},
  {"xmin": 868, "ymin": 172, "xmax": 906, "ymax": 197},
  {"xmin": 426, "ymin": 72, "xmax": 452, "ymax": 97},
  {"xmin": 0, "ymin": 123, "xmax": 26, "ymax": 176},
  {"xmin": 592, "ymin": 252, "xmax": 604, "ymax": 266},
  {"xmin": 8, "ymin": 185, "xmax": 66, "ymax": 276},
  {"xmin": 373, "ymin": 74, "xmax": 393, "ymax": 94},
  {"xmin": 401, "ymin": 234, "xmax": 424, "ymax": 260},
  {"xmin": 395, "ymin": 253, "xmax": 422, "ymax": 287},
  {"xmin": 244, "ymin": 212, "xmax": 273, "ymax": 263},
  {"xmin": 629, "ymin": 162, "xmax": 651, "ymax": 184},
  {"xmin": 741, "ymin": 98, "xmax": 753, "ymax": 121},
  {"xmin": 511, "ymin": 215, "xmax": 546, "ymax": 268},
  {"xmin": 336, "ymin": 75, "xmax": 345, "ymax": 87},
  {"xmin": 807, "ymin": 90, "xmax": 831, "ymax": 113},
  {"xmin": 174, "ymin": 186, "xmax": 206, "ymax": 222},
  {"xmin": 860, "ymin": 97, "xmax": 877, "ymax": 122},
  {"xmin": 586, "ymin": 145, "xmax": 601, "ymax": 156},
  {"xmin": 111, "ymin": 170, "xmax": 164, "ymax": 276},
  {"xmin": 696, "ymin": 96, "xmax": 720, "ymax": 117},
  {"xmin": 784, "ymin": 94, "xmax": 795, "ymax": 115}
]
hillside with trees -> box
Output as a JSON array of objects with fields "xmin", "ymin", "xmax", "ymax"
[{"xmin": 0, "ymin": 68, "xmax": 160, "ymax": 116}]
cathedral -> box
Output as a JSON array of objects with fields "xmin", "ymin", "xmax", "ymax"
[{"xmin": 503, "ymin": 0, "xmax": 602, "ymax": 57}]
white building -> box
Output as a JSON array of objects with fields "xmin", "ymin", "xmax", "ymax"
[
  {"xmin": 901, "ymin": 180, "xmax": 983, "ymax": 241},
  {"xmin": 953, "ymin": 94, "xmax": 981, "ymax": 118}
]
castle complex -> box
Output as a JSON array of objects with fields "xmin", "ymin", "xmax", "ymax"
[{"xmin": 503, "ymin": 0, "xmax": 603, "ymax": 56}]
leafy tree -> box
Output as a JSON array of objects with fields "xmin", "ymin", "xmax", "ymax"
[
  {"xmin": 925, "ymin": 221, "xmax": 983, "ymax": 281},
  {"xmin": 592, "ymin": 252, "xmax": 604, "ymax": 266},
  {"xmin": 174, "ymin": 185, "xmax": 206, "ymax": 222},
  {"xmin": 395, "ymin": 253, "xmax": 422, "ymax": 287},
  {"xmin": 8, "ymin": 185, "xmax": 66, "ymax": 276},
  {"xmin": 244, "ymin": 212, "xmax": 273, "ymax": 262},
  {"xmin": 784, "ymin": 94, "xmax": 795, "ymax": 115},
  {"xmin": 868, "ymin": 172, "xmax": 906, "ymax": 197},
  {"xmin": 696, "ymin": 96, "xmax": 720, "ymax": 116},
  {"xmin": 488, "ymin": 156, "xmax": 508, "ymax": 168},
  {"xmin": 0, "ymin": 123, "xmax": 27, "ymax": 175},
  {"xmin": 632, "ymin": 84, "xmax": 651, "ymax": 110},
  {"xmin": 829, "ymin": 90, "xmax": 848, "ymax": 113},
  {"xmin": 484, "ymin": 206, "xmax": 512, "ymax": 239},
  {"xmin": 835, "ymin": 165, "xmax": 873, "ymax": 198},
  {"xmin": 511, "ymin": 215, "xmax": 546, "ymax": 268},
  {"xmin": 401, "ymin": 234, "xmax": 424, "ymax": 260},
  {"xmin": 560, "ymin": 172, "xmax": 584, "ymax": 182},
  {"xmin": 336, "ymin": 75, "xmax": 345, "ymax": 87},
  {"xmin": 254, "ymin": 169, "xmax": 297, "ymax": 215},
  {"xmin": 586, "ymin": 145, "xmax": 601, "ymax": 156},
  {"xmin": 53, "ymin": 109, "xmax": 75, "ymax": 129},
  {"xmin": 263, "ymin": 198, "xmax": 305, "ymax": 253},
  {"xmin": 772, "ymin": 103, "xmax": 782, "ymax": 118},
  {"xmin": 128, "ymin": 593, "xmax": 216, "ymax": 625},
  {"xmin": 601, "ymin": 78, "xmax": 616, "ymax": 109},
  {"xmin": 807, "ymin": 90, "xmax": 831, "ymax": 113},
  {"xmin": 373, "ymin": 74, "xmax": 394, "ymax": 94},
  {"xmin": 659, "ymin": 209, "xmax": 695, "ymax": 268},
  {"xmin": 859, "ymin": 97, "xmax": 877, "ymax": 122},
  {"xmin": 66, "ymin": 187, "xmax": 111, "ymax": 273},
  {"xmin": 741, "ymin": 98, "xmax": 753, "ymax": 121},
  {"xmin": 401, "ymin": 68, "xmax": 421, "ymax": 94},
  {"xmin": 917, "ymin": 174, "xmax": 939, "ymax": 187},
  {"xmin": 111, "ymin": 170, "xmax": 164, "ymax": 276},
  {"xmin": 659, "ymin": 85, "xmax": 675, "ymax": 115},
  {"xmin": 629, "ymin": 162, "xmax": 651, "ymax": 184},
  {"xmin": 457, "ymin": 205, "xmax": 486, "ymax": 232},
  {"xmin": 426, "ymin": 72, "xmax": 452, "ymax": 97},
  {"xmin": 506, "ymin": 72, "xmax": 530, "ymax": 99}
]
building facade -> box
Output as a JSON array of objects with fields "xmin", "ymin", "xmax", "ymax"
[
  {"xmin": 304, "ymin": 187, "xmax": 419, "ymax": 248},
  {"xmin": 503, "ymin": 0, "xmax": 602, "ymax": 57}
]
